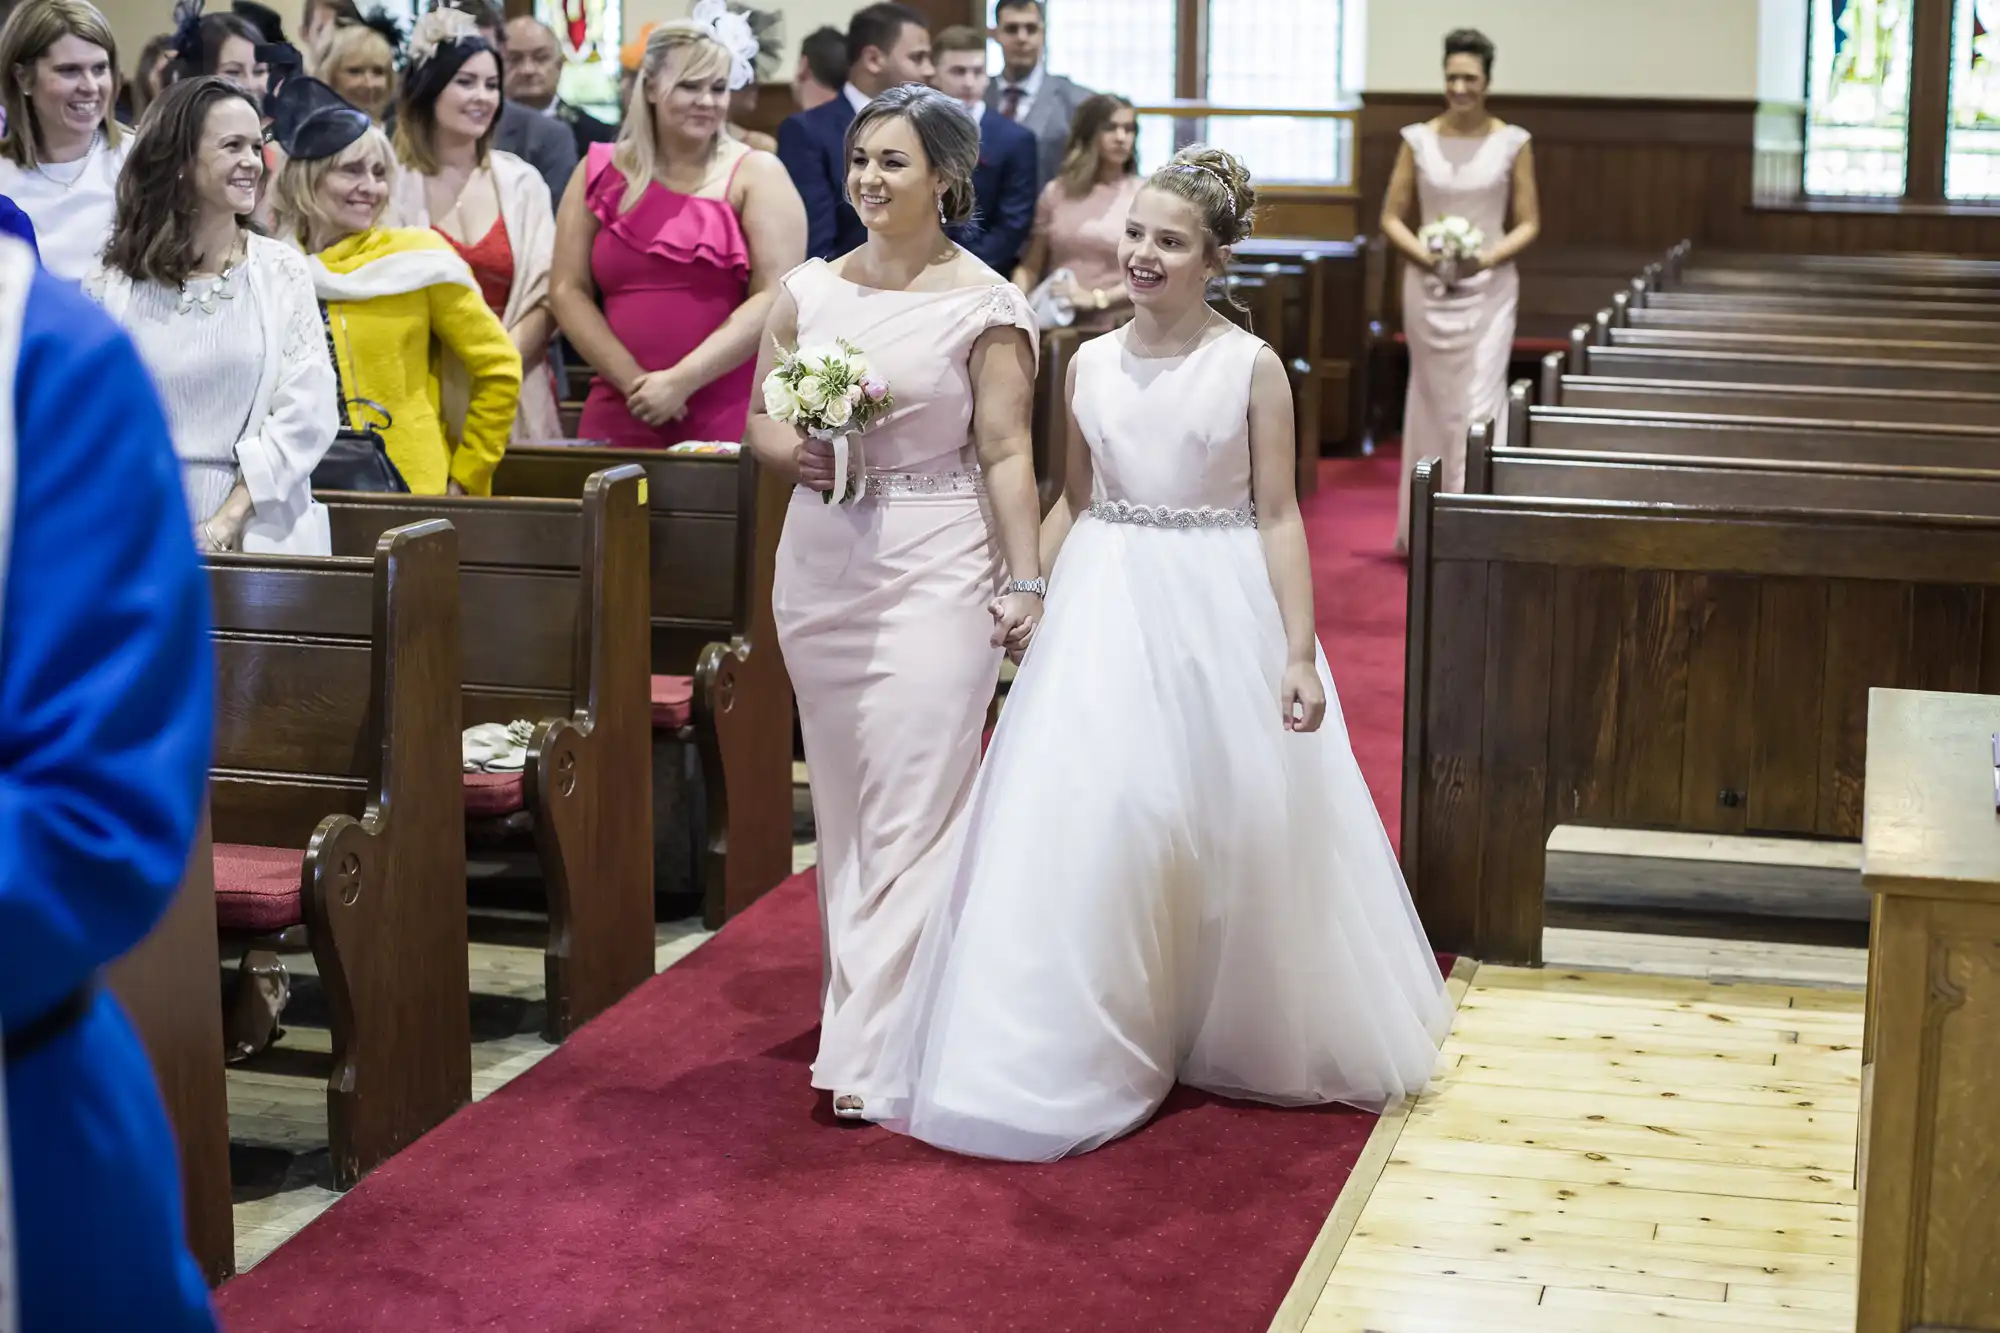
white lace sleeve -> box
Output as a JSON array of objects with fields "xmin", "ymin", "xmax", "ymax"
[{"xmin": 233, "ymin": 244, "xmax": 338, "ymax": 514}]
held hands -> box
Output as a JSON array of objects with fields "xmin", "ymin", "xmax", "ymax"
[
  {"xmin": 627, "ymin": 369, "xmax": 693, "ymax": 428},
  {"xmin": 447, "ymin": 478, "xmax": 468, "ymax": 496},
  {"xmin": 990, "ymin": 590, "xmax": 1041, "ymax": 658},
  {"xmin": 794, "ymin": 435, "xmax": 838, "ymax": 492},
  {"xmin": 1281, "ymin": 660, "xmax": 1326, "ymax": 733}
]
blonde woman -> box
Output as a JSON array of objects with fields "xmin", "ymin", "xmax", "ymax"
[
  {"xmin": 271, "ymin": 76, "xmax": 520, "ymax": 494},
  {"xmin": 386, "ymin": 7, "xmax": 560, "ymax": 440},
  {"xmin": 316, "ymin": 11, "xmax": 395, "ymax": 123},
  {"xmin": 0, "ymin": 0, "xmax": 129, "ymax": 280},
  {"xmin": 550, "ymin": 19, "xmax": 803, "ymax": 447},
  {"xmin": 1012, "ymin": 92, "xmax": 1141, "ymax": 333}
]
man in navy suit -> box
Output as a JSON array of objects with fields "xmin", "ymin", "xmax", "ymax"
[
  {"xmin": 933, "ymin": 25, "xmax": 1036, "ymax": 276},
  {"xmin": 776, "ymin": 3, "xmax": 934, "ymax": 261}
]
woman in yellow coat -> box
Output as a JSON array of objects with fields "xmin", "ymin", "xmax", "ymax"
[{"xmin": 269, "ymin": 76, "xmax": 519, "ymax": 493}]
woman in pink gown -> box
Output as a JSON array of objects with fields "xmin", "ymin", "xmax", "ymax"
[
  {"xmin": 551, "ymin": 22, "xmax": 804, "ymax": 448},
  {"xmin": 743, "ymin": 87, "xmax": 1043, "ymax": 1123},
  {"xmin": 1380, "ymin": 28, "xmax": 1540, "ymax": 551}
]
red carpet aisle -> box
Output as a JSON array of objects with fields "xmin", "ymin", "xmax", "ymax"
[
  {"xmin": 1307, "ymin": 453, "xmax": 1410, "ymax": 844},
  {"xmin": 214, "ymin": 456, "xmax": 1413, "ymax": 1333}
]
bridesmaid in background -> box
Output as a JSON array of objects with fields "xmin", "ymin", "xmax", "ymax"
[
  {"xmin": 743, "ymin": 86, "xmax": 1042, "ymax": 1123},
  {"xmin": 1011, "ymin": 92, "xmax": 1140, "ymax": 334},
  {"xmin": 1379, "ymin": 27, "xmax": 1538, "ymax": 552},
  {"xmin": 551, "ymin": 21, "xmax": 802, "ymax": 447}
]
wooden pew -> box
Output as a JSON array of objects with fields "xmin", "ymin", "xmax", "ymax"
[
  {"xmin": 321, "ymin": 472, "xmax": 655, "ymax": 1036},
  {"xmin": 1563, "ymin": 325, "xmax": 2000, "ymax": 395},
  {"xmin": 1538, "ymin": 355, "xmax": 2000, "ymax": 430},
  {"xmin": 1640, "ymin": 288, "xmax": 2000, "ymax": 324},
  {"xmin": 209, "ymin": 522, "xmax": 468, "ymax": 1188},
  {"xmin": 1401, "ymin": 457, "xmax": 2000, "ymax": 966},
  {"xmin": 1619, "ymin": 300, "xmax": 2000, "ymax": 345},
  {"xmin": 489, "ymin": 449, "xmax": 790, "ymax": 927},
  {"xmin": 1467, "ymin": 422, "xmax": 2000, "ymax": 518},
  {"xmin": 1494, "ymin": 386, "xmax": 2000, "ymax": 472},
  {"xmin": 106, "ymin": 810, "xmax": 232, "ymax": 1284}
]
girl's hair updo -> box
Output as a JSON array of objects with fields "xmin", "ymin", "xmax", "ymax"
[{"xmin": 1144, "ymin": 143, "xmax": 1256, "ymax": 254}]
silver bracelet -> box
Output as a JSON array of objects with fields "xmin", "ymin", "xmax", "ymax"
[{"xmin": 1008, "ymin": 578, "xmax": 1047, "ymax": 598}]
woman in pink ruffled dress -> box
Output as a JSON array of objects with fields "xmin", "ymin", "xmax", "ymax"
[{"xmin": 551, "ymin": 20, "xmax": 804, "ymax": 447}]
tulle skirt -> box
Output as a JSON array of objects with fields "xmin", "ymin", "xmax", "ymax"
[{"xmin": 880, "ymin": 514, "xmax": 1453, "ymax": 1161}]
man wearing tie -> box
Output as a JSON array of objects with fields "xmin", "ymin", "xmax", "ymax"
[
  {"xmin": 932, "ymin": 25, "xmax": 1035, "ymax": 276},
  {"xmin": 987, "ymin": 0, "xmax": 1092, "ymax": 194},
  {"xmin": 776, "ymin": 3, "xmax": 935, "ymax": 262}
]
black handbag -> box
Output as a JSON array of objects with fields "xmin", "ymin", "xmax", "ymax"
[
  {"xmin": 313, "ymin": 302, "xmax": 410, "ymax": 493},
  {"xmin": 312, "ymin": 415, "xmax": 409, "ymax": 493}
]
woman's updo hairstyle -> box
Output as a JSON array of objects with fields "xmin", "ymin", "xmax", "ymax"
[
  {"xmin": 844, "ymin": 83, "xmax": 979, "ymax": 227},
  {"xmin": 394, "ymin": 6, "xmax": 498, "ymax": 172},
  {"xmin": 1145, "ymin": 144, "xmax": 1256, "ymax": 255},
  {"xmin": 1443, "ymin": 27, "xmax": 1495, "ymax": 77}
]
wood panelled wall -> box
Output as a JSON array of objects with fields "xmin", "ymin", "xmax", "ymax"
[{"xmin": 1361, "ymin": 93, "xmax": 2000, "ymax": 255}]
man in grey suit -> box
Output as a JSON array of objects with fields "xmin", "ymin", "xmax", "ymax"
[{"xmin": 986, "ymin": 0, "xmax": 1093, "ymax": 194}]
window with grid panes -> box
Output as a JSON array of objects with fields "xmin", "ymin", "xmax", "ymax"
[{"xmin": 986, "ymin": 0, "xmax": 1350, "ymax": 186}]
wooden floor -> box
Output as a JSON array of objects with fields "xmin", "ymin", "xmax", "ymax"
[{"xmin": 1295, "ymin": 964, "xmax": 1864, "ymax": 1333}]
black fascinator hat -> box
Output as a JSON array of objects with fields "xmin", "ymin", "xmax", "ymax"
[
  {"xmin": 233, "ymin": 1, "xmax": 304, "ymax": 98},
  {"xmin": 358, "ymin": 5, "xmax": 408, "ymax": 59},
  {"xmin": 269, "ymin": 76, "xmax": 372, "ymax": 160}
]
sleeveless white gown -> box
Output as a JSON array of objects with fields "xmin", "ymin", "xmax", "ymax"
[{"xmin": 880, "ymin": 324, "xmax": 1453, "ymax": 1161}]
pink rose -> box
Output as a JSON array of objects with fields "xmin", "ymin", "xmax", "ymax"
[{"xmin": 861, "ymin": 375, "xmax": 888, "ymax": 401}]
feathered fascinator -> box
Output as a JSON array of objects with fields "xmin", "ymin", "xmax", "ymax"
[
  {"xmin": 690, "ymin": 0, "xmax": 760, "ymax": 91},
  {"xmin": 730, "ymin": 2, "xmax": 783, "ymax": 83},
  {"xmin": 405, "ymin": 6, "xmax": 480, "ymax": 68},
  {"xmin": 357, "ymin": 6, "xmax": 408, "ymax": 58},
  {"xmin": 165, "ymin": 0, "xmax": 205, "ymax": 73}
]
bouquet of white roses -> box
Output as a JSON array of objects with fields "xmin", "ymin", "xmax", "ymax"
[
  {"xmin": 1416, "ymin": 215, "xmax": 1485, "ymax": 290},
  {"xmin": 762, "ymin": 337, "xmax": 894, "ymax": 505}
]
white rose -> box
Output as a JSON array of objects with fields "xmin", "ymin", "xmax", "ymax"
[
  {"xmin": 1443, "ymin": 216, "xmax": 1471, "ymax": 238},
  {"xmin": 821, "ymin": 392, "xmax": 854, "ymax": 428},
  {"xmin": 795, "ymin": 344, "xmax": 838, "ymax": 375},
  {"xmin": 795, "ymin": 375, "xmax": 829, "ymax": 411},
  {"xmin": 762, "ymin": 375, "xmax": 800, "ymax": 423},
  {"xmin": 846, "ymin": 384, "xmax": 865, "ymax": 406},
  {"xmin": 841, "ymin": 350, "xmax": 871, "ymax": 379}
]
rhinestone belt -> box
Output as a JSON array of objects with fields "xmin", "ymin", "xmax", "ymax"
[
  {"xmin": 1087, "ymin": 499, "xmax": 1258, "ymax": 529},
  {"xmin": 800, "ymin": 469, "xmax": 987, "ymax": 500}
]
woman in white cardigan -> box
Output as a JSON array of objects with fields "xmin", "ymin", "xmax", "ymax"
[
  {"xmin": 386, "ymin": 7, "xmax": 560, "ymax": 441},
  {"xmin": 91, "ymin": 76, "xmax": 336, "ymax": 553}
]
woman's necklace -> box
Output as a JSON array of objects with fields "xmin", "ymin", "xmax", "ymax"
[
  {"xmin": 431, "ymin": 164, "xmax": 487, "ymax": 238},
  {"xmin": 1127, "ymin": 310, "xmax": 1214, "ymax": 360},
  {"xmin": 178, "ymin": 233, "xmax": 247, "ymax": 316},
  {"xmin": 41, "ymin": 133, "xmax": 99, "ymax": 193}
]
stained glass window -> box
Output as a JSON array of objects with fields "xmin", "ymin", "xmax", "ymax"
[
  {"xmin": 1803, "ymin": 0, "xmax": 1913, "ymax": 196},
  {"xmin": 536, "ymin": 0, "xmax": 621, "ymax": 121},
  {"xmin": 1948, "ymin": 0, "xmax": 2000, "ymax": 198}
]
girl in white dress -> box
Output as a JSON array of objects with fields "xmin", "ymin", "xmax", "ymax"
[{"xmin": 882, "ymin": 146, "xmax": 1452, "ymax": 1161}]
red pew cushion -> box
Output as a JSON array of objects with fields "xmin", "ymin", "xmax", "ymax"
[
  {"xmin": 214, "ymin": 844, "xmax": 306, "ymax": 932},
  {"xmin": 464, "ymin": 770, "xmax": 525, "ymax": 818},
  {"xmin": 651, "ymin": 674, "xmax": 693, "ymax": 730}
]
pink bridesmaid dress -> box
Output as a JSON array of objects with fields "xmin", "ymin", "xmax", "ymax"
[
  {"xmin": 577, "ymin": 142, "xmax": 756, "ymax": 447},
  {"xmin": 771, "ymin": 258, "xmax": 1037, "ymax": 1110},
  {"xmin": 1395, "ymin": 121, "xmax": 1531, "ymax": 550}
]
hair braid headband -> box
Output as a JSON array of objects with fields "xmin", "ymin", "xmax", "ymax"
[{"xmin": 1165, "ymin": 161, "xmax": 1236, "ymax": 213}]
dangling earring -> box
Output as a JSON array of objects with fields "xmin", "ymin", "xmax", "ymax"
[{"xmin": 937, "ymin": 193, "xmax": 947, "ymax": 225}]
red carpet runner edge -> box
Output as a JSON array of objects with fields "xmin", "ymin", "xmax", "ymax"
[{"xmin": 212, "ymin": 454, "xmax": 1415, "ymax": 1333}]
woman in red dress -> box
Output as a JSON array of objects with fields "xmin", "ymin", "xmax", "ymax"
[{"xmin": 550, "ymin": 19, "xmax": 803, "ymax": 447}]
